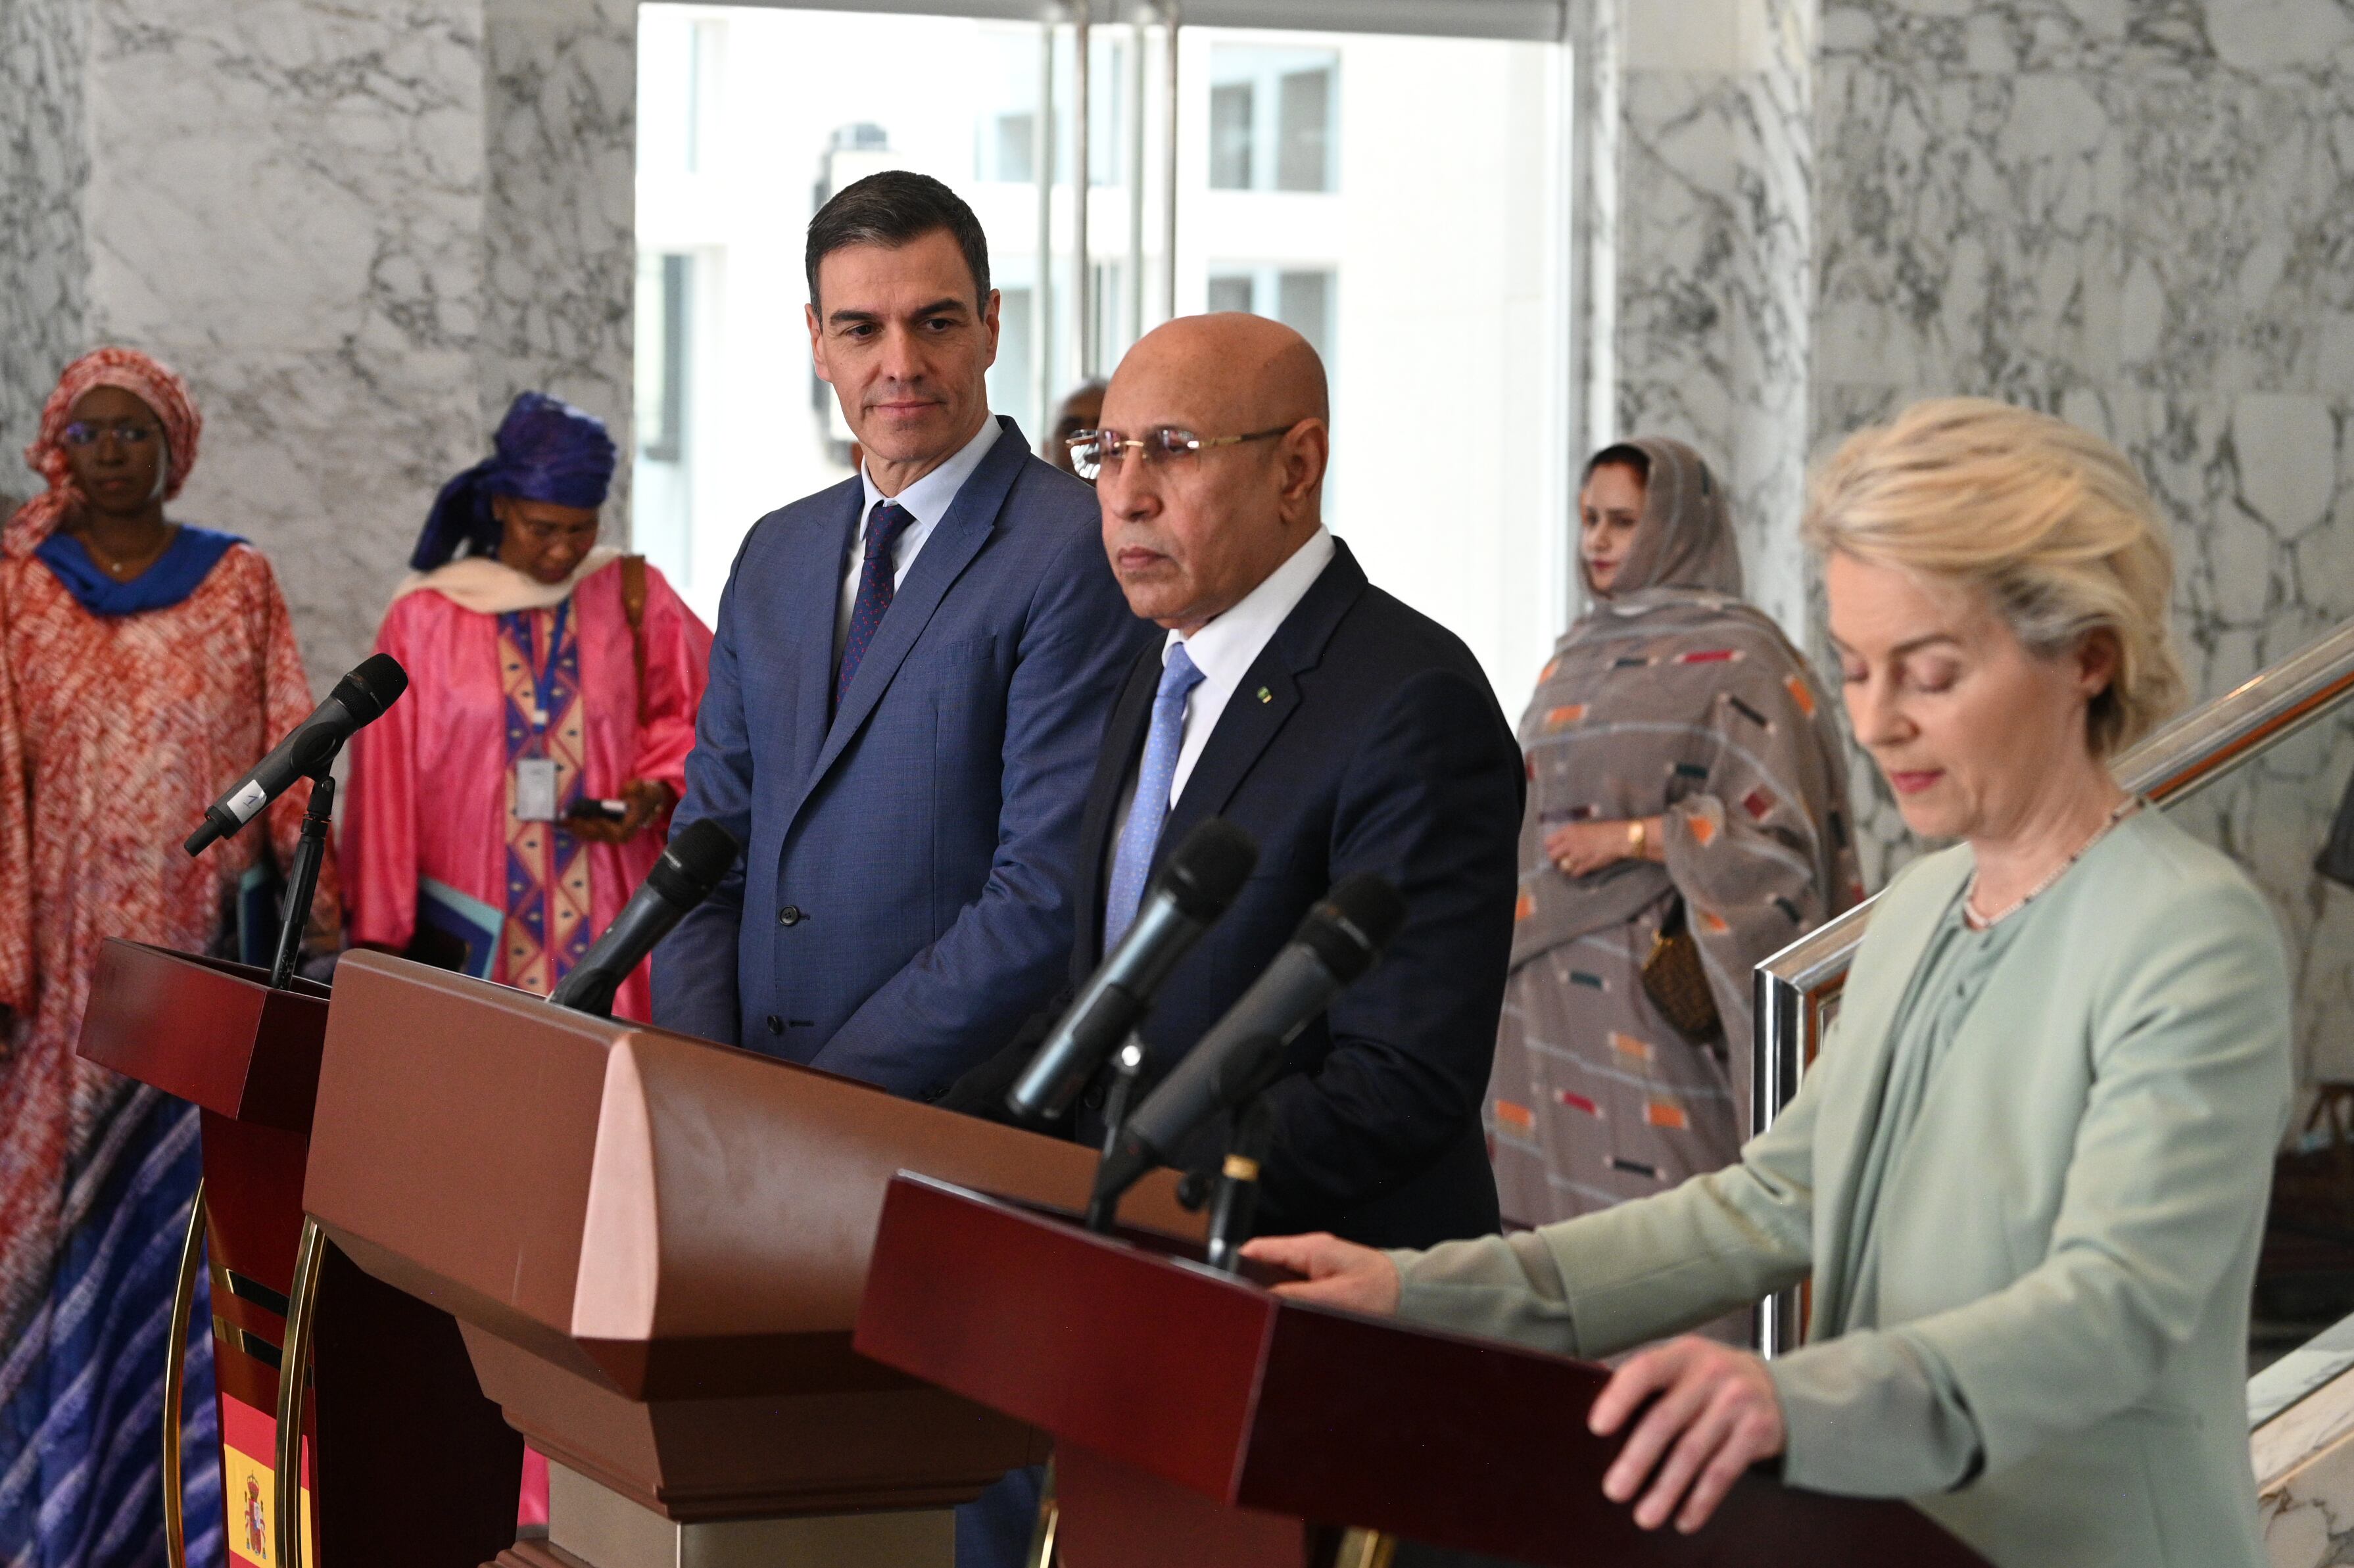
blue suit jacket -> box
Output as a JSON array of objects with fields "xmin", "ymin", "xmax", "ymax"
[{"xmin": 653, "ymin": 416, "xmax": 1151, "ymax": 1097}]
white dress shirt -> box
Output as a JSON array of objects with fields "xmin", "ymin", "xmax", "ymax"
[
  {"xmin": 1107, "ymin": 525, "xmax": 1337, "ymax": 855},
  {"xmin": 836, "ymin": 413, "xmax": 1004, "ymax": 654}
]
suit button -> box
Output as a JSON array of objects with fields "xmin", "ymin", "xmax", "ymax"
[
  {"xmin": 777, "ymin": 905, "xmax": 804, "ymax": 926},
  {"xmin": 765, "ymin": 1015, "xmax": 784, "ymax": 1035}
]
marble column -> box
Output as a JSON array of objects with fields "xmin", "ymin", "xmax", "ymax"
[
  {"xmin": 477, "ymin": 0, "xmax": 637, "ymax": 525},
  {"xmin": 0, "ymin": 0, "xmax": 92, "ymax": 506},
  {"xmin": 1607, "ymin": 0, "xmax": 1819, "ymax": 638}
]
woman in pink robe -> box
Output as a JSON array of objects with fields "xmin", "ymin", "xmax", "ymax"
[{"xmin": 343, "ymin": 394, "xmax": 711, "ymax": 1024}]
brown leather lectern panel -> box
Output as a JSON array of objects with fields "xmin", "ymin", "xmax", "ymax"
[
  {"xmin": 857, "ymin": 1174, "xmax": 1992, "ymax": 1568},
  {"xmin": 82, "ymin": 939, "xmax": 329, "ymax": 1132},
  {"xmin": 304, "ymin": 952, "xmax": 1201, "ymax": 1520}
]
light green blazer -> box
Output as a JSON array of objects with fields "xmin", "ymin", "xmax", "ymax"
[{"xmin": 1392, "ymin": 809, "xmax": 2292, "ymax": 1568}]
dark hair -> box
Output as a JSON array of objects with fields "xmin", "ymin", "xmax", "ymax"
[
  {"xmin": 805, "ymin": 170, "xmax": 992, "ymax": 308},
  {"xmin": 1583, "ymin": 442, "xmax": 1653, "ymax": 484}
]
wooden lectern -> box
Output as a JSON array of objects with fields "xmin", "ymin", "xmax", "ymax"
[
  {"xmin": 856, "ymin": 1174, "xmax": 1996, "ymax": 1568},
  {"xmin": 74, "ymin": 940, "xmax": 523, "ymax": 1568},
  {"xmin": 300, "ymin": 951, "xmax": 1201, "ymax": 1568}
]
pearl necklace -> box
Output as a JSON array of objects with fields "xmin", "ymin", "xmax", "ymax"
[{"xmin": 1963, "ymin": 797, "xmax": 2143, "ymax": 930}]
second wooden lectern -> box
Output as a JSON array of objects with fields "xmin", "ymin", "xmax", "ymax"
[
  {"xmin": 74, "ymin": 940, "xmax": 522, "ymax": 1568},
  {"xmin": 300, "ymin": 951, "xmax": 1199, "ymax": 1568},
  {"xmin": 856, "ymin": 1174, "xmax": 1996, "ymax": 1568}
]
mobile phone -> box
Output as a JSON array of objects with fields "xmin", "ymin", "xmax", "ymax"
[{"xmin": 565, "ymin": 797, "xmax": 630, "ymax": 822}]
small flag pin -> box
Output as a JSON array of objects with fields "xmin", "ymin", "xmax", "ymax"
[{"xmin": 1257, "ymin": 686, "xmax": 1272, "ymax": 703}]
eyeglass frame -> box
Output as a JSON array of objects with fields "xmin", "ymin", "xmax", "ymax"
[
  {"xmin": 59, "ymin": 420, "xmax": 162, "ymax": 450},
  {"xmin": 1065, "ymin": 423, "xmax": 1304, "ymax": 481}
]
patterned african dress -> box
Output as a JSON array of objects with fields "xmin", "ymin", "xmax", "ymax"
[
  {"xmin": 343, "ymin": 553, "xmax": 712, "ymax": 1023},
  {"xmin": 1487, "ymin": 588, "xmax": 1862, "ymax": 1236},
  {"xmin": 0, "ymin": 535, "xmax": 334, "ymax": 1568}
]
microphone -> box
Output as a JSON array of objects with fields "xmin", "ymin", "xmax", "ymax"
[
  {"xmin": 1007, "ymin": 818, "xmax": 1259, "ymax": 1123},
  {"xmin": 185, "ymin": 653, "xmax": 409, "ymax": 855},
  {"xmin": 548, "ymin": 819, "xmax": 742, "ymax": 1017},
  {"xmin": 1091, "ymin": 872, "xmax": 1408, "ymax": 1210}
]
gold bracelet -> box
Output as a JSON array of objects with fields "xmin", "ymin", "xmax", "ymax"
[{"xmin": 1628, "ymin": 819, "xmax": 1646, "ymax": 859}]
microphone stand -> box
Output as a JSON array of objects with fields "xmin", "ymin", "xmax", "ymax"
[
  {"xmin": 267, "ymin": 764, "xmax": 337, "ymax": 991},
  {"xmin": 1084, "ymin": 1037, "xmax": 1148, "ymax": 1234},
  {"xmin": 1204, "ymin": 1094, "xmax": 1275, "ymax": 1274}
]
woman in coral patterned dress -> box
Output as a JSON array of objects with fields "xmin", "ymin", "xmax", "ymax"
[{"xmin": 0, "ymin": 348, "xmax": 337, "ymax": 1568}]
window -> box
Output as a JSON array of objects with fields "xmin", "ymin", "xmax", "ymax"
[
  {"xmin": 992, "ymin": 285, "xmax": 1036, "ymax": 427},
  {"xmin": 1275, "ymin": 269, "xmax": 1332, "ymax": 361},
  {"xmin": 1207, "ymin": 266, "xmax": 1334, "ymax": 362},
  {"xmin": 638, "ymin": 7, "xmax": 1572, "ymax": 713},
  {"xmin": 975, "ymin": 32, "xmax": 1041, "ymax": 183},
  {"xmin": 635, "ymin": 253, "xmax": 690, "ymax": 464},
  {"xmin": 1276, "ymin": 68, "xmax": 1332, "ymax": 192},
  {"xmin": 1210, "ymin": 82, "xmax": 1253, "ymax": 189},
  {"xmin": 1207, "ymin": 46, "xmax": 1339, "ymax": 195},
  {"xmin": 631, "ymin": 249, "xmax": 700, "ymax": 584}
]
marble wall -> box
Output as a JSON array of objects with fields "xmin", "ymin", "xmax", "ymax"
[
  {"xmin": 1611, "ymin": 0, "xmax": 1819, "ymax": 636},
  {"xmin": 0, "ymin": 0, "xmax": 91, "ymax": 496},
  {"xmin": 0, "ymin": 0, "xmax": 635, "ymax": 688},
  {"xmin": 1812, "ymin": 0, "xmax": 2354, "ymax": 1080},
  {"xmin": 1591, "ymin": 0, "xmax": 2354, "ymax": 1082},
  {"xmin": 477, "ymin": 0, "xmax": 637, "ymax": 524}
]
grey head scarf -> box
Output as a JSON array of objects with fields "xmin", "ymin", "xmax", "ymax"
[{"xmin": 1590, "ymin": 435, "xmax": 1744, "ymax": 601}]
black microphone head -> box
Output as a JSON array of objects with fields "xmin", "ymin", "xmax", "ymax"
[
  {"xmin": 1151, "ymin": 819, "xmax": 1259, "ymax": 922},
  {"xmin": 644, "ymin": 819, "xmax": 742, "ymax": 905},
  {"xmin": 335, "ymin": 653, "xmax": 410, "ymax": 723},
  {"xmin": 1293, "ymin": 872, "xmax": 1407, "ymax": 984}
]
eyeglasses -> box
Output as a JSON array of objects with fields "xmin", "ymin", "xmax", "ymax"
[
  {"xmin": 60, "ymin": 421, "xmax": 160, "ymax": 449},
  {"xmin": 1066, "ymin": 425, "xmax": 1296, "ymax": 483}
]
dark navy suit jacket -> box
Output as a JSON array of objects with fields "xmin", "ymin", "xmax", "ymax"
[
  {"xmin": 653, "ymin": 417, "xmax": 1151, "ymax": 1097},
  {"xmin": 951, "ymin": 540, "xmax": 1525, "ymax": 1249}
]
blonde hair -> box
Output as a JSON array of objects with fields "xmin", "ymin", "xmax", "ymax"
[{"xmin": 1803, "ymin": 398, "xmax": 2186, "ymax": 757}]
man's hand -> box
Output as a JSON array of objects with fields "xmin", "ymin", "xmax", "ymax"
[
  {"xmin": 567, "ymin": 779, "xmax": 675, "ymax": 845},
  {"xmin": 1239, "ymin": 1233, "xmax": 1401, "ymax": 1315},
  {"xmin": 1590, "ymin": 1335, "xmax": 1786, "ymax": 1534}
]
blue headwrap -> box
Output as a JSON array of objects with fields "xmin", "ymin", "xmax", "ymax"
[{"xmin": 411, "ymin": 392, "xmax": 617, "ymax": 571}]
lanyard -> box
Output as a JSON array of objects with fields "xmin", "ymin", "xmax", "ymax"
[{"xmin": 529, "ymin": 600, "xmax": 571, "ymax": 731}]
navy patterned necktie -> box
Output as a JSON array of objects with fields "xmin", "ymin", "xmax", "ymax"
[{"xmin": 836, "ymin": 500, "xmax": 917, "ymax": 712}]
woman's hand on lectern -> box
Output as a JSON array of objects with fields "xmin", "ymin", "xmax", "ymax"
[
  {"xmin": 1241, "ymin": 1233, "xmax": 1401, "ymax": 1315},
  {"xmin": 1589, "ymin": 1335, "xmax": 1786, "ymax": 1534}
]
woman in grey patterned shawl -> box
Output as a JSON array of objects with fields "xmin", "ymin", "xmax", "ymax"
[{"xmin": 1487, "ymin": 437, "xmax": 1862, "ymax": 1240}]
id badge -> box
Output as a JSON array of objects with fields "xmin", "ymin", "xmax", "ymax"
[{"xmin": 515, "ymin": 757, "xmax": 560, "ymax": 822}]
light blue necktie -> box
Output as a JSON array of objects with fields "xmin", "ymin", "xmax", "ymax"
[{"xmin": 1103, "ymin": 643, "xmax": 1206, "ymax": 949}]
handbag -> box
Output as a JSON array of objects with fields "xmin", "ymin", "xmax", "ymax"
[{"xmin": 1641, "ymin": 897, "xmax": 1722, "ymax": 1041}]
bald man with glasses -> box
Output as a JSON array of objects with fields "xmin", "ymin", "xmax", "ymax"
[{"xmin": 957, "ymin": 311, "xmax": 1525, "ymax": 1252}]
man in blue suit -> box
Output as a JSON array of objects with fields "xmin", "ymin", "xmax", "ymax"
[{"xmin": 654, "ymin": 172, "xmax": 1145, "ymax": 1108}]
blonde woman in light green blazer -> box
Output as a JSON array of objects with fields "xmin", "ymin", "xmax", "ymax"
[{"xmin": 1249, "ymin": 399, "xmax": 2294, "ymax": 1568}]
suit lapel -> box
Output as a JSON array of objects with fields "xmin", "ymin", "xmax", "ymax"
[
  {"xmin": 1153, "ymin": 545, "xmax": 1368, "ymax": 874},
  {"xmin": 793, "ymin": 418, "xmax": 1024, "ymax": 818},
  {"xmin": 1804, "ymin": 848, "xmax": 1973, "ymax": 1335},
  {"xmin": 785, "ymin": 481, "xmax": 862, "ymax": 790},
  {"xmin": 1070, "ymin": 647, "xmax": 1165, "ymax": 983}
]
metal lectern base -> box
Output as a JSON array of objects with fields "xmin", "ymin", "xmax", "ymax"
[{"xmin": 543, "ymin": 1463, "xmax": 957, "ymax": 1568}]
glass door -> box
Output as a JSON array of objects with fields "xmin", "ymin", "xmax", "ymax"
[{"xmin": 636, "ymin": 0, "xmax": 1572, "ymax": 715}]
